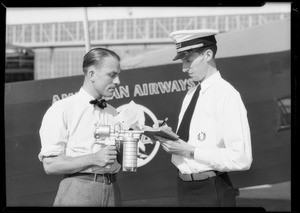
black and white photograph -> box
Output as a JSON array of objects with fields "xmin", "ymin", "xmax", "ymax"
[{"xmin": 3, "ymin": 2, "xmax": 294, "ymax": 211}]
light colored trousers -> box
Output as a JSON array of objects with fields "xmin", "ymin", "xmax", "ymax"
[{"xmin": 53, "ymin": 177, "xmax": 122, "ymax": 207}]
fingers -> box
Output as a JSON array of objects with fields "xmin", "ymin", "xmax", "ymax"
[
  {"xmin": 107, "ymin": 146, "xmax": 117, "ymax": 156},
  {"xmin": 108, "ymin": 155, "xmax": 117, "ymax": 159},
  {"xmin": 107, "ymin": 159, "xmax": 115, "ymax": 164},
  {"xmin": 107, "ymin": 150, "xmax": 117, "ymax": 155},
  {"xmin": 152, "ymin": 122, "xmax": 160, "ymax": 129},
  {"xmin": 104, "ymin": 155, "xmax": 116, "ymax": 165},
  {"xmin": 154, "ymin": 135, "xmax": 169, "ymax": 142},
  {"xmin": 154, "ymin": 135, "xmax": 162, "ymax": 141},
  {"xmin": 103, "ymin": 145, "xmax": 117, "ymax": 154},
  {"xmin": 105, "ymin": 146, "xmax": 117, "ymax": 164},
  {"xmin": 153, "ymin": 120, "xmax": 170, "ymax": 129},
  {"xmin": 93, "ymin": 146, "xmax": 118, "ymax": 167},
  {"xmin": 95, "ymin": 146, "xmax": 117, "ymax": 157},
  {"xmin": 155, "ymin": 136, "xmax": 176, "ymax": 144},
  {"xmin": 152, "ymin": 124, "xmax": 159, "ymax": 129},
  {"xmin": 157, "ymin": 119, "xmax": 163, "ymax": 123},
  {"xmin": 161, "ymin": 143, "xmax": 169, "ymax": 153},
  {"xmin": 178, "ymin": 138, "xmax": 187, "ymax": 143},
  {"xmin": 106, "ymin": 145, "xmax": 116, "ymax": 150}
]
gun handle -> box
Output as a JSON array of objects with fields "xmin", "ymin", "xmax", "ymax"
[{"xmin": 104, "ymin": 138, "xmax": 116, "ymax": 169}]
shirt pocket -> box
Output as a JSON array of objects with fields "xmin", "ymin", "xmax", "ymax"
[{"xmin": 190, "ymin": 108, "xmax": 217, "ymax": 146}]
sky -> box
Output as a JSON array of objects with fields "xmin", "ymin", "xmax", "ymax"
[{"xmin": 5, "ymin": 2, "xmax": 291, "ymax": 25}]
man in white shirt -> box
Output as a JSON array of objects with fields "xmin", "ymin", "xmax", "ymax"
[
  {"xmin": 155, "ymin": 30, "xmax": 253, "ymax": 207},
  {"xmin": 39, "ymin": 48, "xmax": 122, "ymax": 206}
]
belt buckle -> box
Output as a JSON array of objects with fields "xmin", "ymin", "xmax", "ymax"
[
  {"xmin": 200, "ymin": 173, "xmax": 209, "ymax": 180},
  {"xmin": 104, "ymin": 173, "xmax": 112, "ymax": 185},
  {"xmin": 93, "ymin": 173, "xmax": 98, "ymax": 182},
  {"xmin": 191, "ymin": 173, "xmax": 209, "ymax": 181},
  {"xmin": 93, "ymin": 173, "xmax": 105, "ymax": 183}
]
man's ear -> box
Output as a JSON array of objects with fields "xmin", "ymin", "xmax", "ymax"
[
  {"xmin": 88, "ymin": 70, "xmax": 96, "ymax": 82},
  {"xmin": 204, "ymin": 49, "xmax": 213, "ymax": 62}
]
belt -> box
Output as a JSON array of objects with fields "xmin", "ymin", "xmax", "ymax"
[
  {"xmin": 66, "ymin": 173, "xmax": 116, "ymax": 185},
  {"xmin": 178, "ymin": 170, "xmax": 223, "ymax": 181}
]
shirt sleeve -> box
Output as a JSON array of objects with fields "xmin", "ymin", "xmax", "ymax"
[
  {"xmin": 38, "ymin": 101, "xmax": 69, "ymax": 162},
  {"xmin": 194, "ymin": 90, "xmax": 253, "ymax": 171}
]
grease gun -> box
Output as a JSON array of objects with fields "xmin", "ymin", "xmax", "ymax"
[{"xmin": 93, "ymin": 123, "xmax": 144, "ymax": 172}]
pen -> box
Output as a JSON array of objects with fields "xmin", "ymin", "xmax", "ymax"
[{"xmin": 159, "ymin": 117, "xmax": 168, "ymax": 127}]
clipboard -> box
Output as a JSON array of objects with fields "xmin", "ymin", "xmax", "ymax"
[{"xmin": 143, "ymin": 128, "xmax": 179, "ymax": 141}]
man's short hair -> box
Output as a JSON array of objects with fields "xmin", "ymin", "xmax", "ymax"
[
  {"xmin": 194, "ymin": 44, "xmax": 218, "ymax": 59},
  {"xmin": 82, "ymin": 48, "xmax": 120, "ymax": 74}
]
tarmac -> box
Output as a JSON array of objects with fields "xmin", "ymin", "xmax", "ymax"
[
  {"xmin": 236, "ymin": 181, "xmax": 291, "ymax": 211},
  {"xmin": 122, "ymin": 181, "xmax": 291, "ymax": 211}
]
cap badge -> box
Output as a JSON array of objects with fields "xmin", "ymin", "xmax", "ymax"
[
  {"xmin": 198, "ymin": 132, "xmax": 206, "ymax": 141},
  {"xmin": 176, "ymin": 43, "xmax": 182, "ymax": 49}
]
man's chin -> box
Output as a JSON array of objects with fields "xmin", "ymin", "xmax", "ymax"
[
  {"xmin": 190, "ymin": 76, "xmax": 198, "ymax": 82},
  {"xmin": 105, "ymin": 92, "xmax": 114, "ymax": 98}
]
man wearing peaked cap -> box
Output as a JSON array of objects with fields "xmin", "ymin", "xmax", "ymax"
[
  {"xmin": 155, "ymin": 29, "xmax": 252, "ymax": 207},
  {"xmin": 169, "ymin": 29, "xmax": 219, "ymax": 61}
]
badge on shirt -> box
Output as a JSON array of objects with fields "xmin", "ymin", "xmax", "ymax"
[{"xmin": 198, "ymin": 132, "xmax": 206, "ymax": 141}]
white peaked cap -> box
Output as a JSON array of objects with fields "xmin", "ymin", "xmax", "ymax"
[{"xmin": 169, "ymin": 29, "xmax": 219, "ymax": 61}]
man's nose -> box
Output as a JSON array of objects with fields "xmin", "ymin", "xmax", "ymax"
[
  {"xmin": 182, "ymin": 63, "xmax": 190, "ymax": 72},
  {"xmin": 182, "ymin": 68, "xmax": 189, "ymax": 72},
  {"xmin": 113, "ymin": 76, "xmax": 120, "ymax": 85}
]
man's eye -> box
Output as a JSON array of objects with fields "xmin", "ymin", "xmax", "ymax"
[{"xmin": 109, "ymin": 73, "xmax": 117, "ymax": 78}]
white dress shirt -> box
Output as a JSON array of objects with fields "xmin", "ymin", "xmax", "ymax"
[
  {"xmin": 39, "ymin": 87, "xmax": 120, "ymax": 173},
  {"xmin": 172, "ymin": 71, "xmax": 252, "ymax": 174}
]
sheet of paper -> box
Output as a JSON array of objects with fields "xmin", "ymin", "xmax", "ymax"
[{"xmin": 116, "ymin": 100, "xmax": 145, "ymax": 130}]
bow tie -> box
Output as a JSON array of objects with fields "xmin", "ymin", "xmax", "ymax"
[{"xmin": 89, "ymin": 99, "xmax": 107, "ymax": 109}]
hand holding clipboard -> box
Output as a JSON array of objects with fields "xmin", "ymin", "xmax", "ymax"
[{"xmin": 142, "ymin": 118, "xmax": 179, "ymax": 141}]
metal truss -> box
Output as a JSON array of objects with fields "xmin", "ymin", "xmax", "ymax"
[{"xmin": 6, "ymin": 13, "xmax": 289, "ymax": 48}]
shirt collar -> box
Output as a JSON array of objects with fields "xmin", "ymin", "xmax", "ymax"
[
  {"xmin": 78, "ymin": 87, "xmax": 97, "ymax": 103},
  {"xmin": 200, "ymin": 71, "xmax": 221, "ymax": 93}
]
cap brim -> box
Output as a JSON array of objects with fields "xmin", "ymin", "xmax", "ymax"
[{"xmin": 172, "ymin": 52, "xmax": 186, "ymax": 61}]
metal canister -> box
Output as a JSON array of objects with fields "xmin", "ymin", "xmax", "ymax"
[{"xmin": 122, "ymin": 137, "xmax": 139, "ymax": 172}]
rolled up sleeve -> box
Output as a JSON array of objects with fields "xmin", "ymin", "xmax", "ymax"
[{"xmin": 38, "ymin": 102, "xmax": 69, "ymax": 162}]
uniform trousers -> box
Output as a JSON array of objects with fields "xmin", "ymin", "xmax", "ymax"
[
  {"xmin": 177, "ymin": 172, "xmax": 236, "ymax": 207},
  {"xmin": 53, "ymin": 176, "xmax": 121, "ymax": 207}
]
